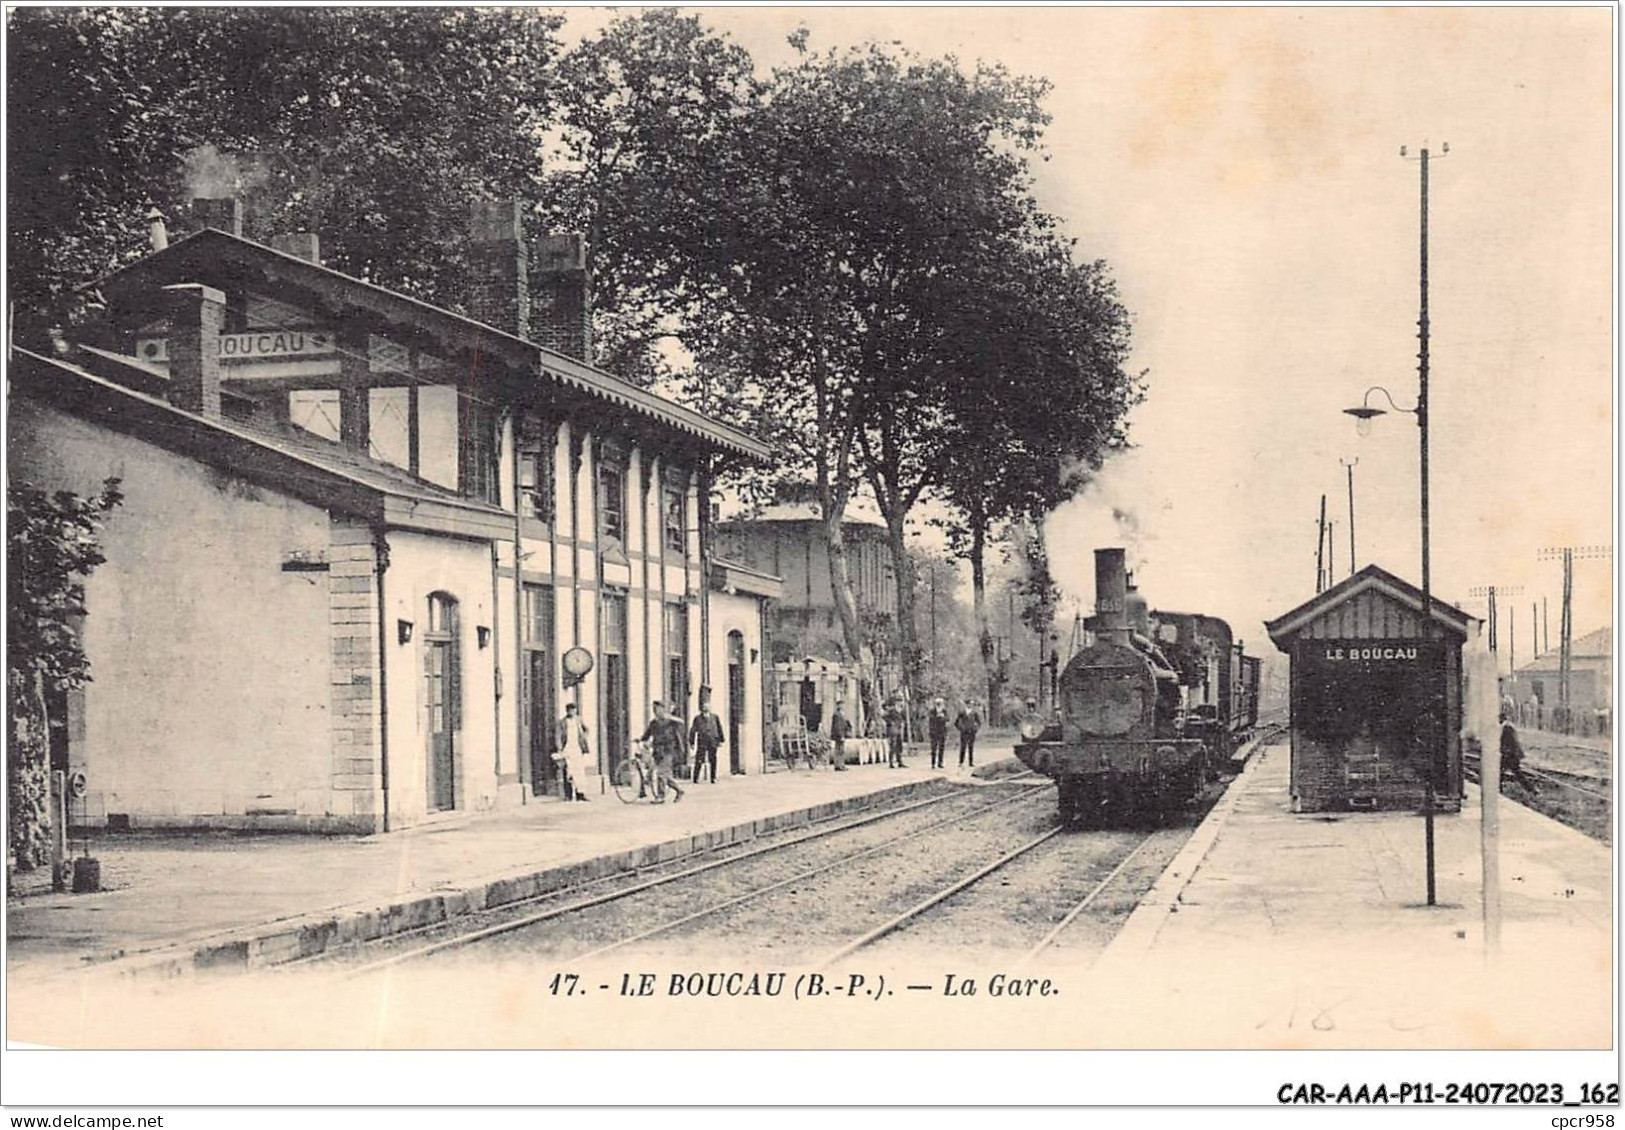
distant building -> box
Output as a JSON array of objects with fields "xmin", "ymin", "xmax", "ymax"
[
  {"xmin": 10, "ymin": 198, "xmax": 778, "ymax": 833},
  {"xmin": 714, "ymin": 490, "xmax": 900, "ymax": 735},
  {"xmin": 1505, "ymin": 626, "xmax": 1613, "ymax": 717}
]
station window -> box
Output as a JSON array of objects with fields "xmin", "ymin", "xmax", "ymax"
[
  {"xmin": 462, "ymin": 399, "xmax": 500, "ymax": 505},
  {"xmin": 598, "ymin": 462, "xmax": 625, "ymax": 544},
  {"xmin": 664, "ymin": 485, "xmax": 686, "ymax": 555},
  {"xmin": 666, "ymin": 603, "xmax": 689, "ymax": 716},
  {"xmin": 518, "ymin": 424, "xmax": 554, "ymax": 523}
]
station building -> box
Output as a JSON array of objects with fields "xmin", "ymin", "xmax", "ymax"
[
  {"xmin": 10, "ymin": 199, "xmax": 778, "ymax": 832},
  {"xmin": 714, "ymin": 487, "xmax": 901, "ymax": 738},
  {"xmin": 1504, "ymin": 626, "xmax": 1613, "ymax": 728},
  {"xmin": 1266, "ymin": 565, "xmax": 1478, "ymax": 813}
]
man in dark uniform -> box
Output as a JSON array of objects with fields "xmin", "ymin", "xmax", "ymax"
[
  {"xmin": 955, "ymin": 699, "xmax": 982, "ymax": 768},
  {"xmin": 638, "ymin": 701, "xmax": 687, "ymax": 803},
  {"xmin": 689, "ymin": 687, "xmax": 724, "ymax": 784},
  {"xmin": 829, "ymin": 702, "xmax": 851, "ymax": 771},
  {"xmin": 1499, "ymin": 709, "xmax": 1539, "ymax": 795},
  {"xmin": 927, "ymin": 697, "xmax": 949, "ymax": 769},
  {"xmin": 885, "ymin": 698, "xmax": 906, "ymax": 768}
]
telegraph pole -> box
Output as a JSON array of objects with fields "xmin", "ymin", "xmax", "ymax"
[
  {"xmin": 1340, "ymin": 457, "xmax": 1358, "ymax": 576},
  {"xmin": 1470, "ymin": 585, "xmax": 1524, "ymax": 678},
  {"xmin": 1537, "ymin": 545, "xmax": 1612, "ymax": 728},
  {"xmin": 1315, "ymin": 495, "xmax": 1328, "ymax": 593}
]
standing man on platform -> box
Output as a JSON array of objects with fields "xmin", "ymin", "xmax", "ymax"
[
  {"xmin": 554, "ymin": 702, "xmax": 592, "ymax": 801},
  {"xmin": 955, "ymin": 699, "xmax": 982, "ymax": 769},
  {"xmin": 885, "ymin": 697, "xmax": 907, "ymax": 769},
  {"xmin": 927, "ymin": 697, "xmax": 949, "ymax": 770},
  {"xmin": 829, "ymin": 702, "xmax": 851, "ymax": 771},
  {"xmin": 638, "ymin": 701, "xmax": 687, "ymax": 803},
  {"xmin": 690, "ymin": 687, "xmax": 725, "ymax": 785}
]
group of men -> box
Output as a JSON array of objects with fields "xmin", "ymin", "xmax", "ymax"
[
  {"xmin": 551, "ymin": 689, "xmax": 729, "ymax": 804},
  {"xmin": 553, "ymin": 689, "xmax": 993, "ymax": 799},
  {"xmin": 823, "ymin": 696, "xmax": 983, "ymax": 771}
]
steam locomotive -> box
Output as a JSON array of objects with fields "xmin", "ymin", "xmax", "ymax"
[{"xmin": 1015, "ymin": 548, "xmax": 1261, "ymax": 826}]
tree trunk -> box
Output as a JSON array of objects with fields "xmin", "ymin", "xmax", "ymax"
[
  {"xmin": 969, "ymin": 505, "xmax": 1001, "ymax": 726},
  {"xmin": 810, "ymin": 315, "xmax": 878, "ymax": 731},
  {"xmin": 820, "ymin": 499, "xmax": 878, "ymax": 728},
  {"xmin": 7, "ymin": 668, "xmax": 53, "ymax": 874},
  {"xmin": 881, "ymin": 509, "xmax": 921, "ymax": 709}
]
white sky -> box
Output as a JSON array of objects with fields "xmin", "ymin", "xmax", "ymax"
[{"xmin": 561, "ymin": 6, "xmax": 1616, "ymax": 658}]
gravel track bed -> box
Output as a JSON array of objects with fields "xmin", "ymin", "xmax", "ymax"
[
  {"xmin": 299, "ymin": 780, "xmax": 1045, "ymax": 973},
  {"xmin": 396, "ymin": 787, "xmax": 1058, "ymax": 970},
  {"xmin": 495, "ymin": 793, "xmax": 1066, "ymax": 968},
  {"xmin": 846, "ymin": 778, "xmax": 1227, "ymax": 964}
]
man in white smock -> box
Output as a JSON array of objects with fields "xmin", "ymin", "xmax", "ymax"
[{"xmin": 555, "ymin": 701, "xmax": 592, "ymax": 801}]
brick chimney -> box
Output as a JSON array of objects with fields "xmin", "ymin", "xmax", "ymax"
[
  {"xmin": 466, "ymin": 200, "xmax": 530, "ymax": 339},
  {"xmin": 532, "ymin": 233, "xmax": 591, "ymax": 363},
  {"xmin": 164, "ymin": 283, "xmax": 226, "ymax": 418},
  {"xmin": 269, "ymin": 231, "xmax": 321, "ymax": 264},
  {"xmin": 192, "ymin": 197, "xmax": 243, "ymax": 237}
]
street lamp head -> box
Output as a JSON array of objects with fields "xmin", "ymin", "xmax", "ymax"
[{"xmin": 1344, "ymin": 404, "xmax": 1386, "ymax": 437}]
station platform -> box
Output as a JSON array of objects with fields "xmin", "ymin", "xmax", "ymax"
[
  {"xmin": 6, "ymin": 751, "xmax": 1007, "ymax": 985},
  {"xmin": 1087, "ymin": 735, "xmax": 1613, "ymax": 1049}
]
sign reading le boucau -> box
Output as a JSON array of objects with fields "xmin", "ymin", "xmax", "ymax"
[
  {"xmin": 1321, "ymin": 645, "xmax": 1419, "ymax": 662},
  {"xmin": 137, "ymin": 329, "xmax": 336, "ymax": 364}
]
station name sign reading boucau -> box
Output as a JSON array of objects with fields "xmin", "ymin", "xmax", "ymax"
[
  {"xmin": 1321, "ymin": 645, "xmax": 1419, "ymax": 662},
  {"xmin": 137, "ymin": 329, "xmax": 336, "ymax": 364}
]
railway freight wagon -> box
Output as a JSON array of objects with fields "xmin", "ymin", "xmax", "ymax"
[{"xmin": 1016, "ymin": 548, "xmax": 1209, "ymax": 826}]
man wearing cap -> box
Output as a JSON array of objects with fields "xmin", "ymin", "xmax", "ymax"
[
  {"xmin": 690, "ymin": 687, "xmax": 725, "ymax": 784},
  {"xmin": 638, "ymin": 700, "xmax": 687, "ymax": 803}
]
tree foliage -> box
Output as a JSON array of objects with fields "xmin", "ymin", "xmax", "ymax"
[
  {"xmin": 541, "ymin": 9, "xmax": 758, "ymax": 381},
  {"xmin": 7, "ymin": 479, "xmax": 123, "ymax": 871},
  {"xmin": 7, "ymin": 7, "xmax": 563, "ymax": 313}
]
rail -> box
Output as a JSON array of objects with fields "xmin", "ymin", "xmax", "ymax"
[
  {"xmin": 1462, "ymin": 751, "xmax": 1610, "ymax": 803},
  {"xmin": 336, "ymin": 777, "xmax": 1049, "ymax": 978}
]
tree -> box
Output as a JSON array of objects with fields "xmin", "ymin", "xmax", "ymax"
[
  {"xmin": 541, "ymin": 9, "xmax": 758, "ymax": 378},
  {"xmin": 7, "ymin": 479, "xmax": 122, "ymax": 873},
  {"xmin": 7, "ymin": 8, "xmax": 564, "ymax": 314},
  {"xmin": 935, "ymin": 236, "xmax": 1141, "ymax": 720},
  {"xmin": 673, "ymin": 37, "xmax": 1061, "ymax": 717}
]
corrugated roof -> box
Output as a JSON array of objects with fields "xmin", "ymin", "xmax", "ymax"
[{"xmin": 91, "ymin": 227, "xmax": 771, "ymax": 461}]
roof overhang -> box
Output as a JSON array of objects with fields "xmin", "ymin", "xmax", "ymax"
[
  {"xmin": 710, "ymin": 557, "xmax": 784, "ymax": 601},
  {"xmin": 1265, "ymin": 564, "xmax": 1474, "ymax": 647},
  {"xmin": 90, "ymin": 228, "xmax": 771, "ymax": 462},
  {"xmin": 12, "ymin": 348, "xmax": 511, "ymax": 541}
]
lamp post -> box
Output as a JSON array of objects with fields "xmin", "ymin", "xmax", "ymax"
[{"xmin": 1343, "ymin": 141, "xmax": 1445, "ymax": 907}]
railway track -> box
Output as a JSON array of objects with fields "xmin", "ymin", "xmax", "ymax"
[
  {"xmin": 1463, "ymin": 751, "xmax": 1611, "ymax": 803},
  {"xmin": 812, "ymin": 826, "xmax": 1161, "ymax": 969},
  {"xmin": 317, "ymin": 776, "xmax": 1054, "ymax": 978}
]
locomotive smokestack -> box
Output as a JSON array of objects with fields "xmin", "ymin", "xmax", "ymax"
[{"xmin": 1094, "ymin": 548, "xmax": 1130, "ymax": 639}]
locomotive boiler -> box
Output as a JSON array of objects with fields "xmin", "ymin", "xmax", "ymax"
[{"xmin": 1016, "ymin": 548, "xmax": 1226, "ymax": 826}]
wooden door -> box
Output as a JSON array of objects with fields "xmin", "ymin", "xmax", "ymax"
[
  {"xmin": 602, "ymin": 592, "xmax": 628, "ymax": 782},
  {"xmin": 728, "ymin": 630, "xmax": 746, "ymax": 774},
  {"xmin": 426, "ymin": 593, "xmax": 459, "ymax": 811}
]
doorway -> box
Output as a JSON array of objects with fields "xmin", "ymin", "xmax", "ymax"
[
  {"xmin": 521, "ymin": 585, "xmax": 557, "ymax": 797},
  {"xmin": 602, "ymin": 592, "xmax": 629, "ymax": 783},
  {"xmin": 728, "ymin": 630, "xmax": 746, "ymax": 774},
  {"xmin": 425, "ymin": 592, "xmax": 460, "ymax": 812}
]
